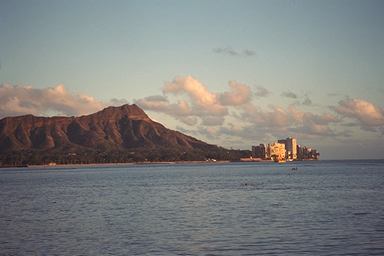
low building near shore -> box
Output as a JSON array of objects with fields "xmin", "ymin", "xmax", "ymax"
[{"xmin": 267, "ymin": 142, "xmax": 286, "ymax": 162}]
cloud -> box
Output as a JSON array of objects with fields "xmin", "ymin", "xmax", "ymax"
[
  {"xmin": 134, "ymin": 77, "xmax": 381, "ymax": 148},
  {"xmin": 110, "ymin": 98, "xmax": 129, "ymax": 106},
  {"xmin": 239, "ymin": 103, "xmax": 341, "ymax": 138},
  {"xmin": 281, "ymin": 91, "xmax": 313, "ymax": 106},
  {"xmin": 290, "ymin": 112, "xmax": 341, "ymax": 137},
  {"xmin": 135, "ymin": 95, "xmax": 171, "ymax": 112},
  {"xmin": 0, "ymin": 83, "xmax": 105, "ymax": 118},
  {"xmin": 243, "ymin": 49, "xmax": 256, "ymax": 56},
  {"xmin": 331, "ymin": 98, "xmax": 384, "ymax": 132},
  {"xmin": 219, "ymin": 81, "xmax": 252, "ymax": 106},
  {"xmin": 327, "ymin": 92, "xmax": 341, "ymax": 97},
  {"xmin": 281, "ymin": 91, "xmax": 298, "ymax": 99},
  {"xmin": 137, "ymin": 76, "xmax": 256, "ymax": 126},
  {"xmin": 254, "ymin": 86, "xmax": 270, "ymax": 98},
  {"xmin": 136, "ymin": 76, "xmax": 351, "ymax": 141},
  {"xmin": 213, "ymin": 47, "xmax": 255, "ymax": 57},
  {"xmin": 135, "ymin": 95, "xmax": 198, "ymax": 125},
  {"xmin": 302, "ymin": 94, "xmax": 312, "ymax": 105},
  {"xmin": 163, "ymin": 76, "xmax": 227, "ymax": 116},
  {"xmin": 137, "ymin": 76, "xmax": 230, "ymax": 125},
  {"xmin": 177, "ymin": 101, "xmax": 345, "ymax": 148},
  {"xmin": 6, "ymin": 79, "xmax": 381, "ymax": 154},
  {"xmin": 213, "ymin": 47, "xmax": 238, "ymax": 56},
  {"xmin": 201, "ymin": 116, "xmax": 225, "ymax": 126}
]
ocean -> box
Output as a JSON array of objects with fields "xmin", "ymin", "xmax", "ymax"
[{"xmin": 0, "ymin": 160, "xmax": 383, "ymax": 255}]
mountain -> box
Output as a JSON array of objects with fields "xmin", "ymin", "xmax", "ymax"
[{"xmin": 0, "ymin": 104, "xmax": 247, "ymax": 165}]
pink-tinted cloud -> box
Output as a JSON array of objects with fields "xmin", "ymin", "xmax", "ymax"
[
  {"xmin": 137, "ymin": 76, "xmax": 256, "ymax": 126},
  {"xmin": 163, "ymin": 76, "xmax": 227, "ymax": 116},
  {"xmin": 239, "ymin": 103, "xmax": 340, "ymax": 137},
  {"xmin": 331, "ymin": 98, "xmax": 384, "ymax": 133},
  {"xmin": 135, "ymin": 95, "xmax": 198, "ymax": 125},
  {"xmin": 136, "ymin": 76, "xmax": 350, "ymax": 140},
  {"xmin": 219, "ymin": 81, "xmax": 252, "ymax": 106},
  {"xmin": 201, "ymin": 116, "xmax": 225, "ymax": 126},
  {"xmin": 0, "ymin": 83, "xmax": 105, "ymax": 118}
]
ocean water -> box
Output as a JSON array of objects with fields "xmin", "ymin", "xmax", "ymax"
[{"xmin": 0, "ymin": 160, "xmax": 383, "ymax": 255}]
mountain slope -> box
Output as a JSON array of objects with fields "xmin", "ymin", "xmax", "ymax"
[{"xmin": 0, "ymin": 104, "xmax": 242, "ymax": 165}]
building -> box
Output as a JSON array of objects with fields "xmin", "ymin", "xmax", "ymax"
[
  {"xmin": 267, "ymin": 142, "xmax": 286, "ymax": 162},
  {"xmin": 252, "ymin": 144, "xmax": 267, "ymax": 159},
  {"xmin": 277, "ymin": 139, "xmax": 287, "ymax": 158},
  {"xmin": 297, "ymin": 145, "xmax": 320, "ymax": 160},
  {"xmin": 286, "ymin": 137, "xmax": 297, "ymax": 160},
  {"xmin": 297, "ymin": 144, "xmax": 304, "ymax": 160},
  {"xmin": 278, "ymin": 137, "xmax": 297, "ymax": 160}
]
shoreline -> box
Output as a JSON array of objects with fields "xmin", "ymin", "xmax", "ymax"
[
  {"xmin": 22, "ymin": 160, "xmax": 232, "ymax": 169},
  {"xmin": 4, "ymin": 159, "xmax": 384, "ymax": 169},
  {"xmin": 0, "ymin": 159, "xmax": 325, "ymax": 169}
]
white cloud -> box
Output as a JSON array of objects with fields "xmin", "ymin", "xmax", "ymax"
[{"xmin": 0, "ymin": 83, "xmax": 105, "ymax": 118}]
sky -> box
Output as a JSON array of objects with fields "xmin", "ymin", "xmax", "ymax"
[{"xmin": 1, "ymin": 0, "xmax": 384, "ymax": 159}]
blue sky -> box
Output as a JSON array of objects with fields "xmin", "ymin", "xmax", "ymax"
[{"xmin": 1, "ymin": 0, "xmax": 384, "ymax": 159}]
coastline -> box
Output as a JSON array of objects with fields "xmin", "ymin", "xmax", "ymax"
[
  {"xmin": 23, "ymin": 160, "xmax": 232, "ymax": 169},
  {"xmin": 1, "ymin": 159, "xmax": 327, "ymax": 169}
]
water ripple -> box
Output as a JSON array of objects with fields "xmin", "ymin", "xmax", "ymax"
[{"xmin": 0, "ymin": 160, "xmax": 384, "ymax": 255}]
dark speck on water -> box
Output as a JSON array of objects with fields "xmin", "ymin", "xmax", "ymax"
[{"xmin": 1, "ymin": 160, "xmax": 384, "ymax": 255}]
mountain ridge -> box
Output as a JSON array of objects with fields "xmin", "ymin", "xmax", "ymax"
[{"xmin": 0, "ymin": 104, "xmax": 248, "ymax": 165}]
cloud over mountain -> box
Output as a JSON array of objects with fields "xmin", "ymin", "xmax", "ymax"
[
  {"xmin": 135, "ymin": 95, "xmax": 198, "ymax": 125},
  {"xmin": 0, "ymin": 83, "xmax": 105, "ymax": 118},
  {"xmin": 136, "ymin": 76, "xmax": 254, "ymax": 126},
  {"xmin": 163, "ymin": 76, "xmax": 227, "ymax": 116},
  {"xmin": 2, "ymin": 79, "xmax": 382, "ymax": 153}
]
